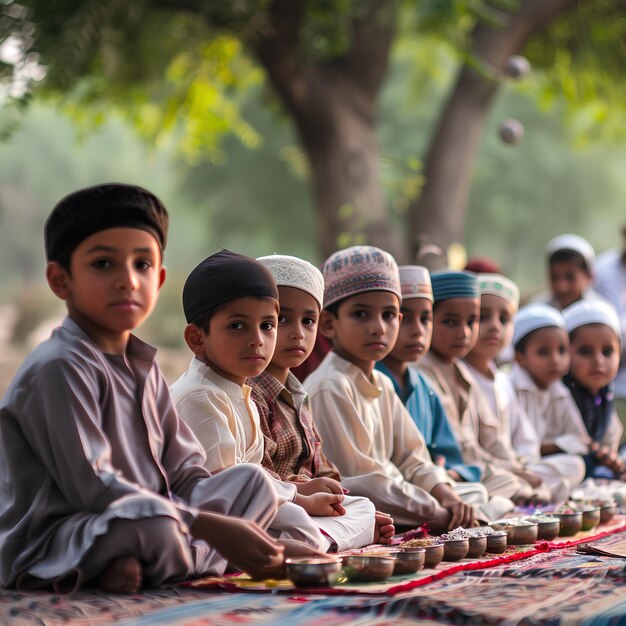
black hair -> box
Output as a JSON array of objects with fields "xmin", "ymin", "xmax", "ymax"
[
  {"xmin": 549, "ymin": 250, "xmax": 590, "ymax": 274},
  {"xmin": 323, "ymin": 296, "xmax": 349, "ymax": 318},
  {"xmin": 190, "ymin": 294, "xmax": 278, "ymax": 333}
]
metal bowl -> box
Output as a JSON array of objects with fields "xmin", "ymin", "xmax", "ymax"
[
  {"xmin": 387, "ymin": 548, "xmax": 425, "ymax": 576},
  {"xmin": 581, "ymin": 507, "xmax": 601, "ymax": 531},
  {"xmin": 506, "ymin": 522, "xmax": 538, "ymax": 545},
  {"xmin": 442, "ymin": 538, "xmax": 469, "ymax": 561},
  {"xmin": 485, "ymin": 531, "xmax": 507, "ymax": 553},
  {"xmin": 341, "ymin": 554, "xmax": 396, "ymax": 582},
  {"xmin": 600, "ymin": 502, "xmax": 617, "ymax": 524},
  {"xmin": 285, "ymin": 557, "xmax": 343, "ymax": 587},
  {"xmin": 423, "ymin": 543, "xmax": 445, "ymax": 568},
  {"xmin": 534, "ymin": 519, "xmax": 560, "ymax": 541},
  {"xmin": 555, "ymin": 511, "xmax": 583, "ymax": 537},
  {"xmin": 466, "ymin": 534, "xmax": 487, "ymax": 558}
]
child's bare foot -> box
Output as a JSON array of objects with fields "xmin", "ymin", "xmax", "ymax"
[
  {"xmin": 374, "ymin": 511, "xmax": 395, "ymax": 544},
  {"xmin": 96, "ymin": 556, "xmax": 142, "ymax": 594}
]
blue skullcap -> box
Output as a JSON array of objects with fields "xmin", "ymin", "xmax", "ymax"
[
  {"xmin": 431, "ymin": 270, "xmax": 479, "ymax": 303},
  {"xmin": 513, "ymin": 303, "xmax": 565, "ymax": 347}
]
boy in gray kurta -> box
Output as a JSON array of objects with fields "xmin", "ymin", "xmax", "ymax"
[{"xmin": 0, "ymin": 184, "xmax": 283, "ymax": 593}]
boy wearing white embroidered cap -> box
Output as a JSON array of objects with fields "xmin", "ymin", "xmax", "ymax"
[
  {"xmin": 249, "ymin": 254, "xmax": 395, "ymax": 549},
  {"xmin": 466, "ymin": 275, "xmax": 584, "ymax": 503},
  {"xmin": 563, "ymin": 300, "xmax": 625, "ymax": 479},
  {"xmin": 508, "ymin": 303, "xmax": 591, "ymax": 462}
]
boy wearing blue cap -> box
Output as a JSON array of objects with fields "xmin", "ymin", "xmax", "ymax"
[
  {"xmin": 305, "ymin": 246, "xmax": 476, "ymax": 533},
  {"xmin": 0, "ymin": 185, "xmax": 284, "ymax": 593},
  {"xmin": 419, "ymin": 271, "xmax": 529, "ymax": 503}
]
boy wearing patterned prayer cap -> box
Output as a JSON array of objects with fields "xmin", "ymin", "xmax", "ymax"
[
  {"xmin": 304, "ymin": 246, "xmax": 476, "ymax": 533},
  {"xmin": 465, "ymin": 275, "xmax": 584, "ymax": 503},
  {"xmin": 562, "ymin": 300, "xmax": 625, "ymax": 479},
  {"xmin": 0, "ymin": 184, "xmax": 285, "ymax": 593},
  {"xmin": 377, "ymin": 266, "xmax": 514, "ymax": 521},
  {"xmin": 507, "ymin": 303, "xmax": 591, "ymax": 462},
  {"xmin": 419, "ymin": 271, "xmax": 530, "ymax": 504},
  {"xmin": 248, "ymin": 254, "xmax": 395, "ymax": 549},
  {"xmin": 170, "ymin": 250, "xmax": 347, "ymax": 555}
]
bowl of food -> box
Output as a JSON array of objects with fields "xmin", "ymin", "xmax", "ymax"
[
  {"xmin": 400, "ymin": 537, "xmax": 445, "ymax": 568},
  {"xmin": 387, "ymin": 548, "xmax": 425, "ymax": 575},
  {"xmin": 598, "ymin": 500, "xmax": 617, "ymax": 524},
  {"xmin": 485, "ymin": 531, "xmax": 508, "ymax": 553},
  {"xmin": 442, "ymin": 538, "xmax": 469, "ymax": 561},
  {"xmin": 466, "ymin": 534, "xmax": 487, "ymax": 558},
  {"xmin": 285, "ymin": 557, "xmax": 343, "ymax": 587},
  {"xmin": 491, "ymin": 518, "xmax": 538, "ymax": 545},
  {"xmin": 554, "ymin": 510, "xmax": 583, "ymax": 536},
  {"xmin": 581, "ymin": 506, "xmax": 601, "ymax": 531},
  {"xmin": 525, "ymin": 515, "xmax": 560, "ymax": 541},
  {"xmin": 341, "ymin": 554, "xmax": 396, "ymax": 582}
]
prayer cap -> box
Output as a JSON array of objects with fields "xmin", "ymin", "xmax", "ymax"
[
  {"xmin": 183, "ymin": 250, "xmax": 278, "ymax": 323},
  {"xmin": 257, "ymin": 254, "xmax": 324, "ymax": 310},
  {"xmin": 431, "ymin": 270, "xmax": 479, "ymax": 303},
  {"xmin": 545, "ymin": 234, "xmax": 595, "ymax": 271},
  {"xmin": 562, "ymin": 300, "xmax": 621, "ymax": 342},
  {"xmin": 399, "ymin": 265, "xmax": 433, "ymax": 302},
  {"xmin": 45, "ymin": 183, "xmax": 168, "ymax": 262},
  {"xmin": 513, "ymin": 303, "xmax": 565, "ymax": 347},
  {"xmin": 322, "ymin": 245, "xmax": 401, "ymax": 308},
  {"xmin": 477, "ymin": 273, "xmax": 520, "ymax": 310}
]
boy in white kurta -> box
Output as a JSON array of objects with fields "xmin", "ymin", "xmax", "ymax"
[
  {"xmin": 305, "ymin": 245, "xmax": 476, "ymax": 532},
  {"xmin": 0, "ymin": 185, "xmax": 283, "ymax": 593},
  {"xmin": 171, "ymin": 250, "xmax": 349, "ymax": 553},
  {"xmin": 465, "ymin": 274, "xmax": 584, "ymax": 503}
]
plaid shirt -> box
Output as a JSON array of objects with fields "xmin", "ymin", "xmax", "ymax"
[{"xmin": 249, "ymin": 370, "xmax": 341, "ymax": 482}]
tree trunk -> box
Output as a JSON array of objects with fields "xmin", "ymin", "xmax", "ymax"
[{"xmin": 409, "ymin": 0, "xmax": 577, "ymax": 268}]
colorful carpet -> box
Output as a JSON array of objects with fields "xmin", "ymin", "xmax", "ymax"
[{"xmin": 2, "ymin": 520, "xmax": 626, "ymax": 625}]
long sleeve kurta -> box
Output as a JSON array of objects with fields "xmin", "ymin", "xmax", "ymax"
[
  {"xmin": 0, "ymin": 318, "xmax": 278, "ymax": 587},
  {"xmin": 508, "ymin": 363, "xmax": 591, "ymax": 455},
  {"xmin": 304, "ymin": 352, "xmax": 452, "ymax": 527},
  {"xmin": 418, "ymin": 353, "xmax": 523, "ymax": 500}
]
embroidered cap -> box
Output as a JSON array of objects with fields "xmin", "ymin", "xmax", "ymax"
[
  {"xmin": 431, "ymin": 270, "xmax": 479, "ymax": 303},
  {"xmin": 478, "ymin": 273, "xmax": 520, "ymax": 310},
  {"xmin": 257, "ymin": 254, "xmax": 324, "ymax": 310},
  {"xmin": 322, "ymin": 245, "xmax": 401, "ymax": 308},
  {"xmin": 562, "ymin": 300, "xmax": 621, "ymax": 343},
  {"xmin": 513, "ymin": 303, "xmax": 566, "ymax": 347},
  {"xmin": 399, "ymin": 265, "xmax": 433, "ymax": 302},
  {"xmin": 545, "ymin": 234, "xmax": 595, "ymax": 271}
]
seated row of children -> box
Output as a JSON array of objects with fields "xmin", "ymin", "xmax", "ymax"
[{"xmin": 0, "ymin": 183, "xmax": 621, "ymax": 595}]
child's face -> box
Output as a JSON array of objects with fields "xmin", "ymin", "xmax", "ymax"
[
  {"xmin": 47, "ymin": 227, "xmax": 165, "ymax": 353},
  {"xmin": 516, "ymin": 327, "xmax": 570, "ymax": 390},
  {"xmin": 569, "ymin": 324, "xmax": 620, "ymax": 394},
  {"xmin": 469, "ymin": 294, "xmax": 515, "ymax": 363},
  {"xmin": 387, "ymin": 297, "xmax": 433, "ymax": 366},
  {"xmin": 190, "ymin": 296, "xmax": 278, "ymax": 386},
  {"xmin": 320, "ymin": 290, "xmax": 401, "ymax": 375},
  {"xmin": 430, "ymin": 297, "xmax": 480, "ymax": 362},
  {"xmin": 269, "ymin": 286, "xmax": 319, "ymax": 372},
  {"xmin": 549, "ymin": 260, "xmax": 591, "ymax": 309}
]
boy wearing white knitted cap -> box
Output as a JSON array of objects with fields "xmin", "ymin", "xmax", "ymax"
[
  {"xmin": 562, "ymin": 300, "xmax": 625, "ymax": 479},
  {"xmin": 249, "ymin": 254, "xmax": 394, "ymax": 549},
  {"xmin": 466, "ymin": 275, "xmax": 584, "ymax": 502},
  {"xmin": 304, "ymin": 246, "xmax": 476, "ymax": 533}
]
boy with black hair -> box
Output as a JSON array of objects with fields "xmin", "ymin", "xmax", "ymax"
[{"xmin": 0, "ymin": 184, "xmax": 283, "ymax": 593}]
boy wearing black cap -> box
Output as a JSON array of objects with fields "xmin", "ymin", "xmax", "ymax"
[
  {"xmin": 0, "ymin": 184, "xmax": 285, "ymax": 593},
  {"xmin": 171, "ymin": 250, "xmax": 346, "ymax": 553}
]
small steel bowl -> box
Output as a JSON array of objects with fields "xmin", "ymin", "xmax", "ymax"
[
  {"xmin": 285, "ymin": 557, "xmax": 343, "ymax": 587},
  {"xmin": 581, "ymin": 507, "xmax": 601, "ymax": 531},
  {"xmin": 534, "ymin": 519, "xmax": 560, "ymax": 541},
  {"xmin": 387, "ymin": 548, "xmax": 425, "ymax": 576},
  {"xmin": 600, "ymin": 502, "xmax": 617, "ymax": 524},
  {"xmin": 485, "ymin": 531, "xmax": 507, "ymax": 553},
  {"xmin": 466, "ymin": 534, "xmax": 487, "ymax": 558},
  {"xmin": 341, "ymin": 554, "xmax": 396, "ymax": 582},
  {"xmin": 555, "ymin": 511, "xmax": 583, "ymax": 537},
  {"xmin": 423, "ymin": 543, "xmax": 445, "ymax": 568},
  {"xmin": 505, "ymin": 522, "xmax": 538, "ymax": 545},
  {"xmin": 442, "ymin": 538, "xmax": 469, "ymax": 561}
]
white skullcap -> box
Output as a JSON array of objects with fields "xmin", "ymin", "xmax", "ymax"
[
  {"xmin": 477, "ymin": 273, "xmax": 520, "ymax": 310},
  {"xmin": 545, "ymin": 234, "xmax": 595, "ymax": 271},
  {"xmin": 399, "ymin": 265, "xmax": 433, "ymax": 302},
  {"xmin": 562, "ymin": 300, "xmax": 621, "ymax": 342},
  {"xmin": 257, "ymin": 254, "xmax": 324, "ymax": 310},
  {"xmin": 513, "ymin": 303, "xmax": 566, "ymax": 347}
]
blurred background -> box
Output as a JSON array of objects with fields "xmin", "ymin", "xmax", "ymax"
[{"xmin": 1, "ymin": 0, "xmax": 626, "ymax": 392}]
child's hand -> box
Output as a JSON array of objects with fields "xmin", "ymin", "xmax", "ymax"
[
  {"xmin": 298, "ymin": 492, "xmax": 345, "ymax": 517},
  {"xmin": 296, "ymin": 477, "xmax": 344, "ymax": 496},
  {"xmin": 374, "ymin": 511, "xmax": 395, "ymax": 544}
]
